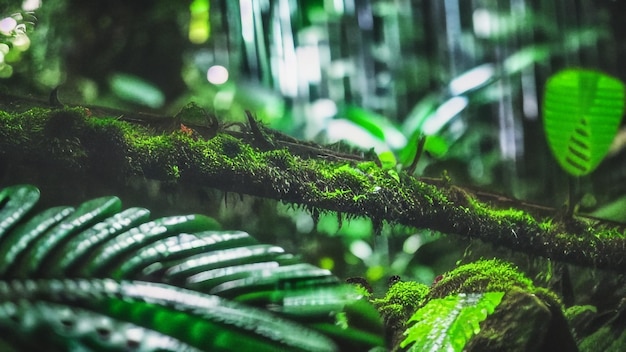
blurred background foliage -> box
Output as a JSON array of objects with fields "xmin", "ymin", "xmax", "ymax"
[{"xmin": 1, "ymin": 0, "xmax": 626, "ymax": 292}]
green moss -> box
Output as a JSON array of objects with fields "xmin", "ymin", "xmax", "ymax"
[
  {"xmin": 219, "ymin": 134, "xmax": 244, "ymax": 157},
  {"xmin": 0, "ymin": 107, "xmax": 95, "ymax": 170},
  {"xmin": 372, "ymin": 281, "xmax": 430, "ymax": 325},
  {"xmin": 372, "ymin": 262, "xmax": 564, "ymax": 351},
  {"xmin": 427, "ymin": 259, "xmax": 563, "ymax": 312},
  {"xmin": 169, "ymin": 165, "xmax": 181, "ymax": 179},
  {"xmin": 565, "ymin": 304, "xmax": 596, "ymax": 327},
  {"xmin": 592, "ymin": 224, "xmax": 626, "ymax": 240},
  {"xmin": 4, "ymin": 104, "xmax": 621, "ymax": 273},
  {"xmin": 346, "ymin": 276, "xmax": 374, "ymax": 294},
  {"xmin": 297, "ymin": 160, "xmax": 377, "ymax": 205},
  {"xmin": 539, "ymin": 218, "xmax": 555, "ymax": 231},
  {"xmin": 262, "ymin": 149, "xmax": 295, "ymax": 169},
  {"xmin": 430, "ymin": 259, "xmax": 534, "ymax": 298},
  {"xmin": 356, "ymin": 161, "xmax": 383, "ymax": 175},
  {"xmin": 335, "ymin": 164, "xmax": 369, "ymax": 190},
  {"xmin": 466, "ymin": 196, "xmax": 536, "ymax": 227}
]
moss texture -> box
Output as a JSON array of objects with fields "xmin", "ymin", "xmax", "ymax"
[
  {"xmin": 371, "ymin": 280, "xmax": 430, "ymax": 350},
  {"xmin": 428, "ymin": 259, "xmax": 561, "ymax": 308},
  {"xmin": 1, "ymin": 100, "xmax": 626, "ymax": 272},
  {"xmin": 429, "ymin": 259, "xmax": 533, "ymax": 296},
  {"xmin": 371, "ymin": 259, "xmax": 568, "ymax": 351},
  {"xmin": 373, "ymin": 280, "xmax": 430, "ymax": 326}
]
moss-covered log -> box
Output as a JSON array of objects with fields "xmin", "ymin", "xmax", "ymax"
[{"xmin": 1, "ymin": 95, "xmax": 625, "ymax": 271}]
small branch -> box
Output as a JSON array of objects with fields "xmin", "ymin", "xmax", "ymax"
[{"xmin": 1, "ymin": 100, "xmax": 625, "ymax": 272}]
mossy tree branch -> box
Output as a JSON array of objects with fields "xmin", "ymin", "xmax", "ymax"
[{"xmin": 1, "ymin": 99, "xmax": 625, "ymax": 272}]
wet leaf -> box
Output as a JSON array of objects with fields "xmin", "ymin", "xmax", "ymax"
[
  {"xmin": 543, "ymin": 69, "xmax": 625, "ymax": 176},
  {"xmin": 401, "ymin": 292, "xmax": 505, "ymax": 352}
]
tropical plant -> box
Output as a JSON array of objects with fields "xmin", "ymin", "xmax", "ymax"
[
  {"xmin": 2, "ymin": 95, "xmax": 626, "ymax": 351},
  {"xmin": 0, "ymin": 182, "xmax": 585, "ymax": 352},
  {"xmin": 400, "ymin": 292, "xmax": 505, "ymax": 352},
  {"xmin": 0, "ymin": 184, "xmax": 384, "ymax": 351},
  {"xmin": 542, "ymin": 68, "xmax": 626, "ymax": 215},
  {"xmin": 543, "ymin": 69, "xmax": 625, "ymax": 177}
]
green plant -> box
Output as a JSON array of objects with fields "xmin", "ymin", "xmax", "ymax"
[
  {"xmin": 0, "ymin": 184, "xmax": 384, "ymax": 351},
  {"xmin": 400, "ymin": 292, "xmax": 505, "ymax": 352},
  {"xmin": 3, "ymin": 99, "xmax": 626, "ymax": 350},
  {"xmin": 543, "ymin": 69, "xmax": 625, "ymax": 176}
]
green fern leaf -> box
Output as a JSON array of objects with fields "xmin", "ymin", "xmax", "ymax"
[
  {"xmin": 0, "ymin": 184, "xmax": 40, "ymax": 238},
  {"xmin": 112, "ymin": 230, "xmax": 258, "ymax": 280},
  {"xmin": 0, "ymin": 298, "xmax": 204, "ymax": 351},
  {"xmin": 0, "ymin": 206, "xmax": 73, "ymax": 277},
  {"xmin": 401, "ymin": 292, "xmax": 505, "ymax": 352},
  {"xmin": 161, "ymin": 243, "xmax": 290, "ymax": 283},
  {"xmin": 51, "ymin": 207, "xmax": 152, "ymax": 277},
  {"xmin": 22, "ymin": 196, "xmax": 123, "ymax": 278},
  {"xmin": 543, "ymin": 69, "xmax": 625, "ymax": 176},
  {"xmin": 80, "ymin": 214, "xmax": 221, "ymax": 277},
  {"xmin": 0, "ymin": 184, "xmax": 385, "ymax": 351},
  {"xmin": 0, "ymin": 279, "xmax": 340, "ymax": 352}
]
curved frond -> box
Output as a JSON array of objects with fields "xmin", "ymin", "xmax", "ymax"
[{"xmin": 0, "ymin": 185, "xmax": 384, "ymax": 351}]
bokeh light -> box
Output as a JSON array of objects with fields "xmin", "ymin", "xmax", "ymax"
[
  {"xmin": 21, "ymin": 0, "xmax": 41, "ymax": 12},
  {"xmin": 206, "ymin": 65, "xmax": 228, "ymax": 85},
  {"xmin": 0, "ymin": 17, "xmax": 17, "ymax": 36},
  {"xmin": 189, "ymin": 0, "xmax": 210, "ymax": 44}
]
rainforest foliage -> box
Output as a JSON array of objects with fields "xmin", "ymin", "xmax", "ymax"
[
  {"xmin": 2, "ymin": 1, "xmax": 626, "ymax": 351},
  {"xmin": 1, "ymin": 97, "xmax": 625, "ymax": 351}
]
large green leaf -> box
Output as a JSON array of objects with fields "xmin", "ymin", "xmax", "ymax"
[
  {"xmin": 0, "ymin": 184, "xmax": 384, "ymax": 351},
  {"xmin": 401, "ymin": 292, "xmax": 505, "ymax": 352},
  {"xmin": 543, "ymin": 69, "xmax": 625, "ymax": 176},
  {"xmin": 0, "ymin": 279, "xmax": 339, "ymax": 352}
]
